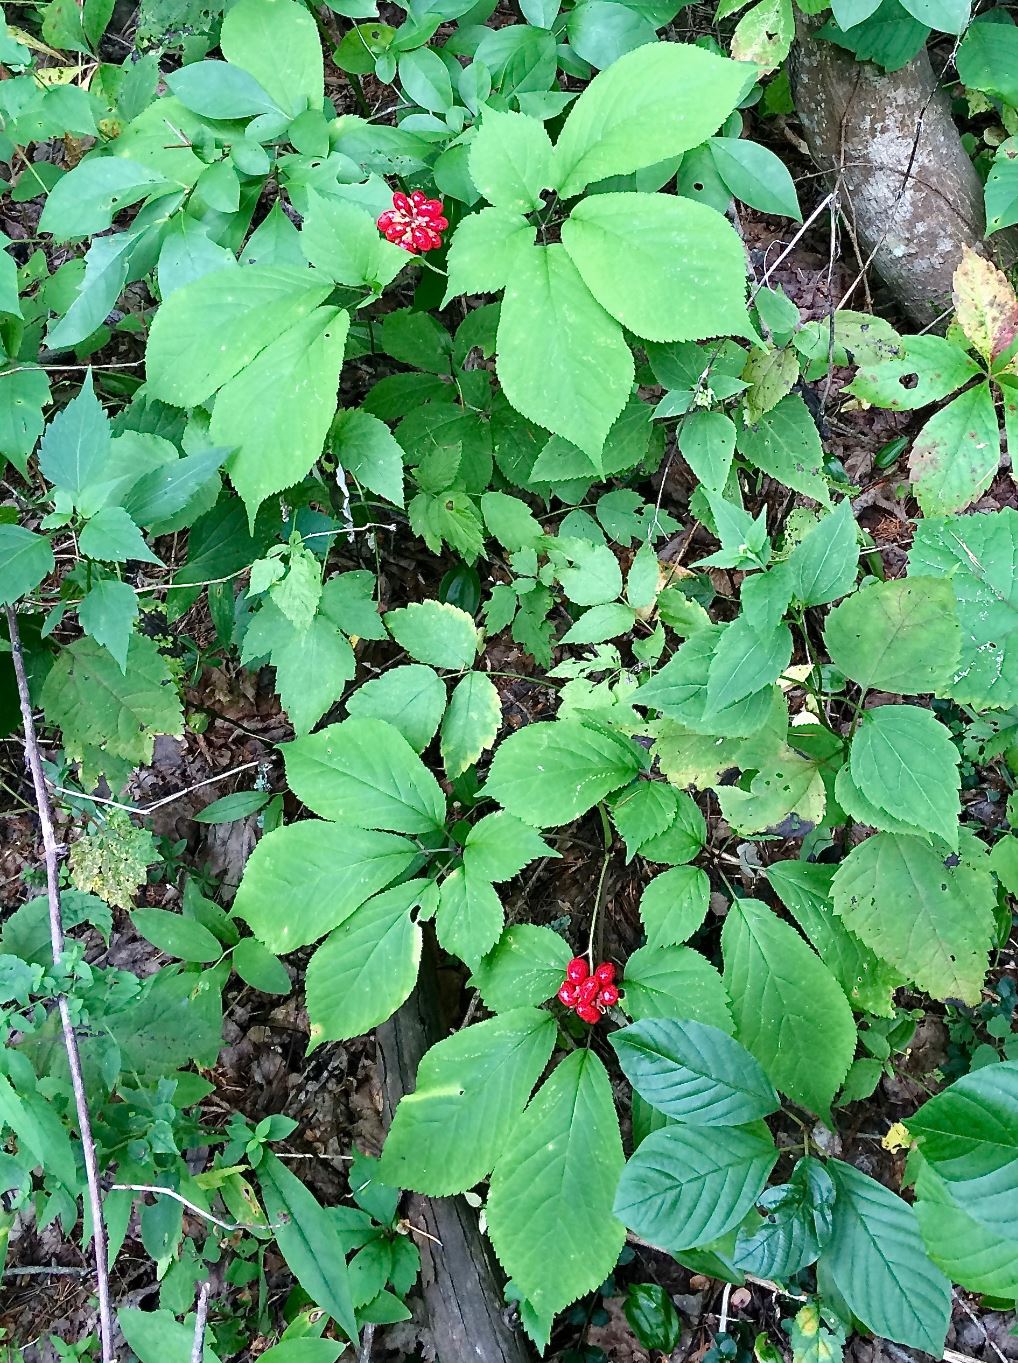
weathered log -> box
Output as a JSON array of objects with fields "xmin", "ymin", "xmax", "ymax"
[
  {"xmin": 789, "ymin": 23, "xmax": 1010, "ymax": 326},
  {"xmin": 375, "ymin": 945, "xmax": 534, "ymax": 1363}
]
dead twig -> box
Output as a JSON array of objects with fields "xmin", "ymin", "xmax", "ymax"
[
  {"xmin": 191, "ymin": 1281, "xmax": 212, "ymax": 1363},
  {"xmin": 4, "ymin": 604, "xmax": 114, "ymax": 1363}
]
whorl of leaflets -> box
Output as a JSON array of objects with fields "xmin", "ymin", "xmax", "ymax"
[
  {"xmin": 377, "ymin": 190, "xmax": 448, "ymax": 253},
  {"xmin": 558, "ymin": 956, "xmax": 620, "ymax": 1024}
]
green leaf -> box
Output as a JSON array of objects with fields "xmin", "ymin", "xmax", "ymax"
[
  {"xmin": 848, "ymin": 334, "xmax": 978, "ymax": 411},
  {"xmin": 708, "ymin": 137, "xmax": 801, "ymax": 220},
  {"xmin": 734, "ymin": 1157, "xmax": 836, "ymax": 1279},
  {"xmin": 232, "ymin": 936, "xmax": 292, "ymax": 994},
  {"xmin": 614, "ymin": 1120, "xmax": 777, "ymax": 1250},
  {"xmin": 623, "ymin": 1283, "xmax": 681, "ymax": 1356},
  {"xmin": 77, "ymin": 579, "xmax": 138, "ymax": 671},
  {"xmin": 346, "ymin": 665, "xmax": 445, "ymax": 753},
  {"xmin": 331, "ymin": 407, "xmax": 406, "ymax": 508},
  {"xmin": 443, "ymin": 207, "xmax": 536, "ymax": 305},
  {"xmin": 468, "ymin": 924, "xmax": 572, "ymax": 1012},
  {"xmin": 257, "ymin": 1152, "xmax": 358, "ymax": 1341},
  {"xmin": 913, "ymin": 1158, "xmax": 1018, "ymax": 1297},
  {"xmin": 722, "ymin": 898, "xmax": 856, "ymax": 1115},
  {"xmin": 122, "ymin": 448, "xmax": 224, "ymax": 527},
  {"xmin": 195, "ymin": 790, "xmax": 271, "ymax": 824},
  {"xmin": 897, "ymin": 0, "xmax": 968, "ymax": 33},
  {"xmin": 166, "ymin": 60, "xmax": 280, "ymax": 118},
  {"xmin": 435, "ymin": 866, "xmax": 504, "ymax": 968},
  {"xmin": 831, "ymin": 832, "xmax": 996, "ymax": 1004},
  {"xmin": 283, "ymin": 717, "xmax": 446, "ymax": 833},
  {"xmin": 765, "ymin": 860, "xmax": 903, "ymax": 1016},
  {"xmin": 823, "ymin": 576, "xmax": 961, "ymax": 695},
  {"xmin": 463, "ymin": 811, "xmax": 553, "ymax": 882},
  {"xmin": 306, "ymin": 881, "xmax": 424, "ymax": 1044},
  {"xmin": 849, "ymin": 705, "xmax": 960, "ymax": 846},
  {"xmin": 79, "ymin": 506, "xmax": 161, "ymax": 564},
  {"xmin": 706, "ymin": 618, "xmax": 792, "ymax": 716},
  {"xmin": 957, "ymin": 19, "xmax": 1018, "ymax": 103},
  {"xmin": 379, "ymin": 1007, "xmax": 556, "ymax": 1194},
  {"xmin": 0, "ymin": 525, "xmax": 54, "ymax": 607},
  {"xmin": 470, "ymin": 107, "xmax": 553, "ymax": 212},
  {"xmin": 623, "ymin": 944, "xmax": 732, "ymax": 1029},
  {"xmin": 233, "ymin": 822, "xmax": 417, "ymax": 952},
  {"xmin": 241, "ymin": 604, "xmax": 355, "ymax": 736},
  {"xmin": 638, "ymin": 866, "xmax": 710, "ymax": 948},
  {"xmin": 818, "ymin": 1160, "xmax": 950, "ymax": 1355},
  {"xmin": 908, "ymin": 509, "xmax": 1018, "ymax": 707},
  {"xmin": 737, "ymin": 394, "xmax": 830, "ymax": 505},
  {"xmin": 487, "ymin": 1050, "xmax": 625, "ymax": 1315},
  {"xmin": 145, "ymin": 264, "xmax": 332, "ymax": 409},
  {"xmin": 38, "ymin": 373, "xmax": 109, "ymax": 502},
  {"xmin": 497, "ymin": 243, "xmax": 633, "ymax": 460},
  {"xmin": 731, "ymin": 0, "xmax": 793, "ymax": 66},
  {"xmin": 908, "ymin": 382, "xmax": 1000, "ymax": 515},
  {"xmin": 300, "ymin": 193, "xmax": 408, "ymax": 291},
  {"xmin": 441, "ymin": 672, "xmax": 502, "ymax": 779},
  {"xmin": 118, "ymin": 1308, "xmax": 222, "ymax": 1363},
  {"xmin": 561, "ymin": 191, "xmax": 748, "ymax": 343},
  {"xmin": 716, "ymin": 749, "xmax": 826, "ymax": 837},
  {"xmin": 379, "ymin": 309, "xmax": 452, "ymax": 375},
  {"xmin": 906, "ymin": 1061, "xmax": 1018, "ymax": 1222},
  {"xmin": 611, "ymin": 1018, "xmax": 778, "ymax": 1124},
  {"xmin": 787, "ymin": 500, "xmax": 859, "ymax": 606},
  {"xmin": 985, "ymin": 144, "xmax": 1018, "ymax": 235},
  {"xmin": 480, "ymin": 491, "xmax": 544, "ymax": 552},
  {"xmin": 220, "ymin": 0, "xmax": 324, "ymax": 117},
  {"xmin": 0, "ymin": 368, "xmax": 49, "ymax": 475},
  {"xmin": 611, "ymin": 782, "xmax": 684, "ymax": 860},
  {"xmin": 384, "ymin": 600, "xmax": 479, "ymax": 669},
  {"xmin": 131, "ymin": 908, "xmax": 221, "ymax": 962},
  {"xmin": 551, "ymin": 42, "xmax": 750, "ymax": 198},
  {"xmin": 399, "ymin": 46, "xmax": 453, "ymax": 111},
  {"xmin": 38, "ymin": 157, "xmax": 167, "ymax": 239},
  {"xmin": 484, "ymin": 718, "xmax": 643, "ymax": 826}
]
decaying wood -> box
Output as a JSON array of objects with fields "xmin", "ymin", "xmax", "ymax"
[
  {"xmin": 376, "ymin": 940, "xmax": 534, "ymax": 1363},
  {"xmin": 790, "ymin": 24, "xmax": 1013, "ymax": 326}
]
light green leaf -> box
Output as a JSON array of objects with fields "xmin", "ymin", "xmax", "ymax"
[
  {"xmin": 0, "ymin": 525, "xmax": 54, "ymax": 607},
  {"xmin": 831, "ymin": 831, "xmax": 996, "ymax": 1004},
  {"xmin": 463, "ymin": 811, "xmax": 553, "ymax": 882},
  {"xmin": 848, "ymin": 334, "xmax": 978, "ymax": 411},
  {"xmin": 496, "ymin": 243, "xmax": 633, "ymax": 460},
  {"xmin": 716, "ymin": 749, "xmax": 826, "ymax": 837},
  {"xmin": 737, "ymin": 394, "xmax": 830, "ymax": 505},
  {"xmin": 706, "ymin": 618, "xmax": 792, "ymax": 717},
  {"xmin": 487, "ymin": 1050, "xmax": 625, "ymax": 1315},
  {"xmin": 398, "ymin": 46, "xmax": 453, "ymax": 111},
  {"xmin": 731, "ymin": 0, "xmax": 793, "ymax": 67},
  {"xmin": 787, "ymin": 499, "xmax": 859, "ymax": 606},
  {"xmin": 118, "ymin": 1308, "xmax": 222, "ymax": 1363},
  {"xmin": 306, "ymin": 881, "xmax": 424, "ymax": 1044},
  {"xmin": 623, "ymin": 944, "xmax": 732, "ymax": 1029},
  {"xmin": 610, "ymin": 782, "xmax": 683, "ymax": 859},
  {"xmin": 722, "ymin": 898, "xmax": 856, "ymax": 1115},
  {"xmin": 908, "ymin": 382, "xmax": 1000, "ymax": 516},
  {"xmin": 346, "ymin": 665, "xmax": 445, "ymax": 753},
  {"xmin": 480, "ymin": 490, "xmax": 544, "ymax": 552},
  {"xmin": 123, "ymin": 448, "xmax": 224, "ymax": 527},
  {"xmin": 443, "ymin": 207, "xmax": 536, "ymax": 306},
  {"xmin": 220, "ymin": 0, "xmax": 324, "ymax": 117},
  {"xmin": 897, "ymin": 0, "xmax": 968, "ymax": 33},
  {"xmin": 469, "ymin": 924, "xmax": 572, "ymax": 1012},
  {"xmin": 470, "ymin": 107, "xmax": 553, "ymax": 212},
  {"xmin": 131, "ymin": 908, "xmax": 221, "ymax": 963},
  {"xmin": 38, "ymin": 157, "xmax": 168, "ymax": 239},
  {"xmin": 233, "ymin": 821, "xmax": 417, "ymax": 952},
  {"xmin": 233, "ymin": 936, "xmax": 292, "ymax": 994},
  {"xmin": 300, "ymin": 193, "xmax": 408, "ymax": 291},
  {"xmin": 765, "ymin": 860, "xmax": 903, "ymax": 1016},
  {"xmin": 708, "ymin": 137, "xmax": 801, "ymax": 220},
  {"xmin": 818, "ymin": 1160, "xmax": 950, "ymax": 1355},
  {"xmin": 145, "ymin": 264, "xmax": 332, "ymax": 409},
  {"xmin": 257, "ymin": 1152, "xmax": 358, "ymax": 1340},
  {"xmin": 434, "ymin": 866, "xmax": 503, "ymax": 968},
  {"xmin": 38, "ymin": 373, "xmax": 109, "ymax": 501},
  {"xmin": 241, "ymin": 602, "xmax": 355, "ymax": 736},
  {"xmin": 551, "ymin": 42, "xmax": 750, "ymax": 198},
  {"xmin": 639, "ymin": 866, "xmax": 710, "ymax": 948},
  {"xmin": 849, "ymin": 705, "xmax": 960, "ymax": 846},
  {"xmin": 824, "ymin": 576, "xmax": 961, "ymax": 695},
  {"xmin": 331, "ymin": 406, "xmax": 406, "ymax": 509},
  {"xmin": 611, "ymin": 1018, "xmax": 778, "ymax": 1124},
  {"xmin": 913, "ymin": 1158, "xmax": 1018, "ymax": 1297},
  {"xmin": 78, "ymin": 579, "xmax": 138, "ymax": 671},
  {"xmin": 561, "ymin": 191, "xmax": 748, "ymax": 344},
  {"xmin": 379, "ymin": 1007, "xmax": 556, "ymax": 1195},
  {"xmin": 0, "ymin": 368, "xmax": 50, "ymax": 475},
  {"xmin": 79, "ymin": 506, "xmax": 161, "ymax": 564},
  {"xmin": 957, "ymin": 19, "xmax": 1018, "ymax": 104},
  {"xmin": 214, "ymin": 306, "xmax": 349, "ymax": 517},
  {"xmin": 384, "ymin": 600, "xmax": 479, "ymax": 669},
  {"xmin": 614, "ymin": 1120, "xmax": 777, "ymax": 1250},
  {"xmin": 441, "ymin": 672, "xmax": 502, "ymax": 779},
  {"xmin": 282, "ymin": 717, "xmax": 446, "ymax": 833},
  {"xmin": 484, "ymin": 718, "xmax": 644, "ymax": 826}
]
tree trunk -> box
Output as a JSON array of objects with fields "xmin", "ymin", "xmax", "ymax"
[
  {"xmin": 375, "ymin": 943, "xmax": 535, "ymax": 1363},
  {"xmin": 789, "ymin": 23, "xmax": 1008, "ymax": 326}
]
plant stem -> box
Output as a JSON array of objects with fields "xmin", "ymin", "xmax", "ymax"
[
  {"xmin": 585, "ymin": 803, "xmax": 614, "ymax": 965},
  {"xmin": 4, "ymin": 604, "xmax": 114, "ymax": 1363}
]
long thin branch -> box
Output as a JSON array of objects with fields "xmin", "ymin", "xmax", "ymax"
[
  {"xmin": 5, "ymin": 604, "xmax": 115, "ymax": 1363},
  {"xmin": 190, "ymin": 1281, "xmax": 211, "ymax": 1363}
]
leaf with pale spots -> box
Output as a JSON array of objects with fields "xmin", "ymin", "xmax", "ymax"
[{"xmin": 952, "ymin": 244, "xmax": 1018, "ymax": 363}]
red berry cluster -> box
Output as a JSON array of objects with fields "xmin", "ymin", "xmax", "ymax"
[
  {"xmin": 376, "ymin": 190, "xmax": 448, "ymax": 253},
  {"xmin": 557, "ymin": 957, "xmax": 619, "ymax": 1025}
]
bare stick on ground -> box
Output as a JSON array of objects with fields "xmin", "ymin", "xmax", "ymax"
[{"xmin": 5, "ymin": 604, "xmax": 115, "ymax": 1363}]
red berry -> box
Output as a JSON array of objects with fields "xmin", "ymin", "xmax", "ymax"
[
  {"xmin": 598, "ymin": 984, "xmax": 619, "ymax": 1007},
  {"xmin": 392, "ymin": 190, "xmax": 410, "ymax": 213},
  {"xmin": 410, "ymin": 188, "xmax": 426, "ymax": 206},
  {"xmin": 430, "ymin": 215, "xmax": 449, "ymax": 232},
  {"xmin": 577, "ymin": 977, "xmax": 599, "ymax": 1005},
  {"xmin": 376, "ymin": 210, "xmax": 395, "ymax": 229},
  {"xmin": 593, "ymin": 962, "xmax": 615, "ymax": 986},
  {"xmin": 576, "ymin": 1003, "xmax": 601, "ymax": 1024},
  {"xmin": 566, "ymin": 957, "xmax": 589, "ymax": 984},
  {"xmin": 410, "ymin": 225, "xmax": 433, "ymax": 251},
  {"xmin": 420, "ymin": 197, "xmax": 443, "ymax": 217},
  {"xmin": 557, "ymin": 982, "xmax": 579, "ymax": 1007}
]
